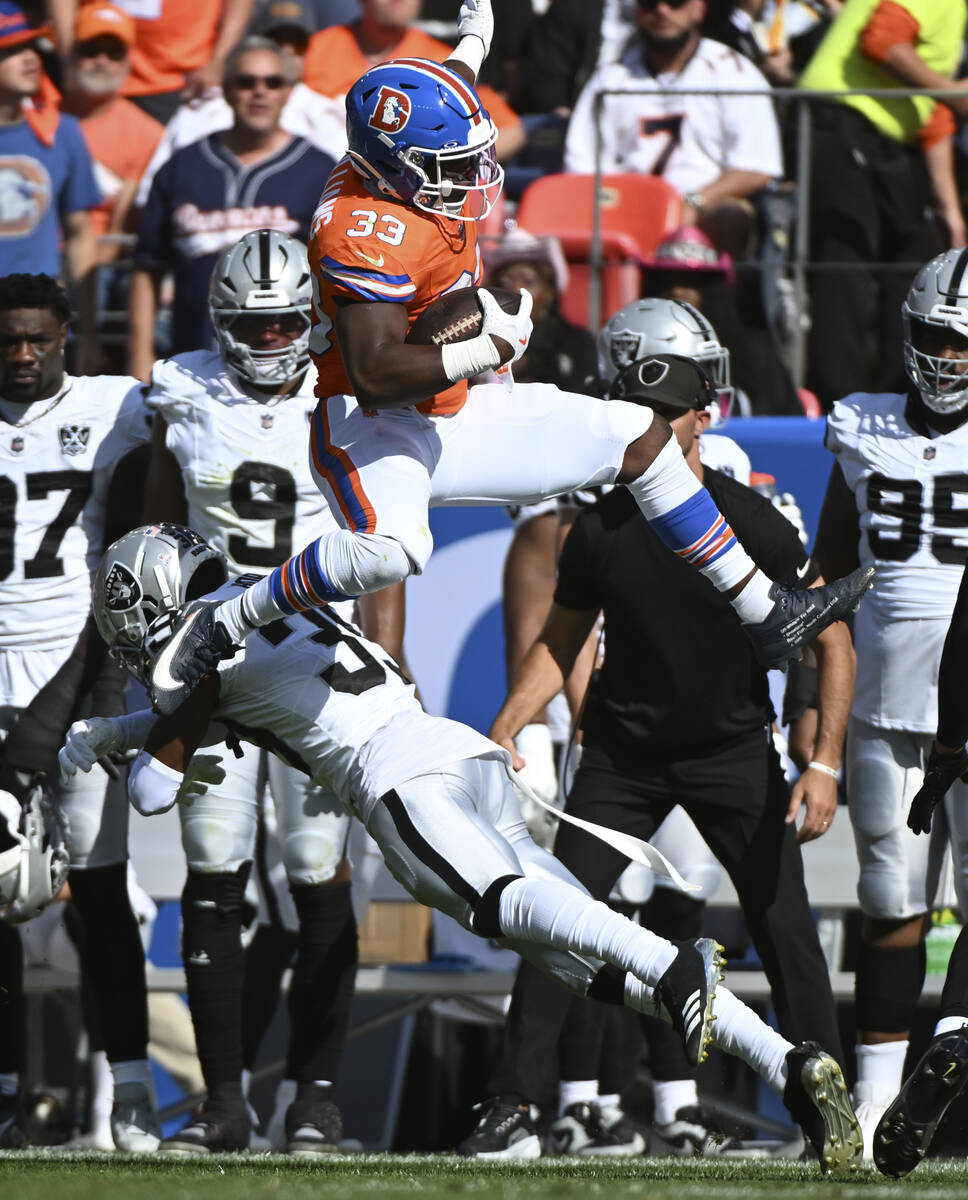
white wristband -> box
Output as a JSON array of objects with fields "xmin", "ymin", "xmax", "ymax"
[
  {"xmin": 441, "ymin": 333, "xmax": 501, "ymax": 383},
  {"xmin": 807, "ymin": 760, "xmax": 839, "ymax": 780},
  {"xmin": 448, "ymin": 35, "xmax": 486, "ymax": 80}
]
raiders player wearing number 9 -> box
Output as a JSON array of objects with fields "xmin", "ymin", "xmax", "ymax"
[
  {"xmin": 813, "ymin": 248, "xmax": 968, "ymax": 1154},
  {"xmin": 140, "ymin": 230, "xmax": 407, "ymax": 1154},
  {"xmin": 0, "ymin": 271, "xmax": 157, "ymax": 1152}
]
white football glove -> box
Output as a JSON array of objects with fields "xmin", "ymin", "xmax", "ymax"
[
  {"xmin": 479, "ymin": 287, "xmax": 533, "ymax": 366},
  {"xmin": 175, "ymin": 754, "xmax": 226, "ymax": 808},
  {"xmin": 514, "ymin": 723, "xmax": 561, "ymax": 849},
  {"xmin": 59, "ymin": 717, "xmax": 125, "ymax": 781},
  {"xmin": 457, "ymin": 0, "xmax": 493, "ymax": 57},
  {"xmin": 772, "ymin": 491, "xmax": 809, "ymax": 546}
]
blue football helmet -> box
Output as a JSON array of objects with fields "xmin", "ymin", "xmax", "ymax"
[{"xmin": 345, "ymin": 58, "xmax": 503, "ymax": 222}]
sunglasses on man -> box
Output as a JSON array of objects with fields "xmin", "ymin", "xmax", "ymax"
[{"xmin": 230, "ymin": 73, "xmax": 288, "ymax": 90}]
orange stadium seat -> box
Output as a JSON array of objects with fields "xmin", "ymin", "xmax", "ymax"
[{"xmin": 515, "ymin": 173, "xmax": 683, "ymax": 328}]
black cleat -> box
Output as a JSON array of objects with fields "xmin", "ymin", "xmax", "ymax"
[
  {"xmin": 284, "ymin": 1085, "xmax": 342, "ymax": 1156},
  {"xmin": 147, "ymin": 601, "xmax": 239, "ymax": 715},
  {"xmin": 873, "ymin": 1026, "xmax": 968, "ymax": 1178},
  {"xmin": 160, "ymin": 1101, "xmax": 251, "ymax": 1154},
  {"xmin": 744, "ymin": 567, "xmax": 874, "ymax": 670},
  {"xmin": 783, "ymin": 1041, "xmax": 862, "ymax": 1175},
  {"xmin": 653, "ymin": 938, "xmax": 725, "ymax": 1067},
  {"xmin": 548, "ymin": 1101, "xmax": 643, "ymax": 1157},
  {"xmin": 0, "ymin": 1092, "xmax": 27, "ymax": 1149},
  {"xmin": 458, "ymin": 1098, "xmax": 541, "ymax": 1158}
]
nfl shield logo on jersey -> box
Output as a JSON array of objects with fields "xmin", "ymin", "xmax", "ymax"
[
  {"xmin": 368, "ymin": 86, "xmax": 411, "ymax": 133},
  {"xmin": 10, "ymin": 435, "xmax": 23, "ymax": 454},
  {"xmin": 103, "ymin": 562, "xmax": 142, "ymax": 612},
  {"xmin": 261, "ymin": 413, "xmax": 274, "ymax": 430},
  {"xmin": 924, "ymin": 446, "xmax": 937, "ymax": 460},
  {"xmin": 59, "ymin": 424, "xmax": 90, "ymax": 456}
]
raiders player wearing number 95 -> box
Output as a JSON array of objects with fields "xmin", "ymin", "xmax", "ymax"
[
  {"xmin": 0, "ymin": 273, "xmax": 156, "ymax": 1152},
  {"xmin": 813, "ymin": 248, "xmax": 968, "ymax": 1160},
  {"xmin": 140, "ymin": 230, "xmax": 409, "ymax": 1155}
]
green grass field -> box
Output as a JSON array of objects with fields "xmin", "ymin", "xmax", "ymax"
[{"xmin": 3, "ymin": 1152, "xmax": 968, "ymax": 1200}]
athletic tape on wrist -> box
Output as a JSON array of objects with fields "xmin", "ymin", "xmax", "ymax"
[
  {"xmin": 441, "ymin": 333, "xmax": 501, "ymax": 383},
  {"xmin": 448, "ymin": 35, "xmax": 486, "ymax": 79},
  {"xmin": 807, "ymin": 760, "xmax": 839, "ymax": 779}
]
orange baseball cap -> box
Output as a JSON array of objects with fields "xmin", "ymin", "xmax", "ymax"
[{"xmin": 74, "ymin": 2, "xmax": 135, "ymax": 47}]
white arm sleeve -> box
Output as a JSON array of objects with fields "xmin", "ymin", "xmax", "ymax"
[{"xmin": 128, "ymin": 751, "xmax": 183, "ymax": 816}]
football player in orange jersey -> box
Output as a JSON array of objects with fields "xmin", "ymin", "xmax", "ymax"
[{"xmin": 147, "ymin": 0, "xmax": 873, "ymax": 717}]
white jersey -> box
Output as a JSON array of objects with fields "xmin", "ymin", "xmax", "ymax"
[
  {"xmin": 209, "ymin": 577, "xmax": 503, "ymax": 814},
  {"xmin": 563, "ymin": 37, "xmax": 782, "ymax": 193},
  {"xmin": 147, "ymin": 351, "xmax": 338, "ymax": 577},
  {"xmin": 827, "ymin": 391, "xmax": 968, "ymax": 730},
  {"xmin": 698, "ymin": 434, "xmax": 751, "ymax": 482},
  {"xmin": 0, "ymin": 375, "xmax": 150, "ymax": 651}
]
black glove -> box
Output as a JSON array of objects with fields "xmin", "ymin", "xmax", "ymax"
[{"xmin": 908, "ymin": 745, "xmax": 968, "ymax": 835}]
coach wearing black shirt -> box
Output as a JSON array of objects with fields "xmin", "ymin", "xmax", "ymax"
[{"xmin": 476, "ymin": 354, "xmax": 853, "ymax": 1136}]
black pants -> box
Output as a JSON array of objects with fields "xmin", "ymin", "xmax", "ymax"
[
  {"xmin": 487, "ymin": 727, "xmax": 842, "ymax": 1103},
  {"xmin": 806, "ymin": 104, "xmax": 942, "ymax": 410}
]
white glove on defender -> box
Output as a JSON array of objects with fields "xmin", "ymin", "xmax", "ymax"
[
  {"xmin": 479, "ymin": 287, "xmax": 533, "ymax": 365},
  {"xmin": 59, "ymin": 711, "xmax": 157, "ymax": 782},
  {"xmin": 457, "ymin": 0, "xmax": 493, "ymax": 56},
  {"xmin": 176, "ymin": 754, "xmax": 226, "ymax": 808},
  {"xmin": 514, "ymin": 722, "xmax": 561, "ymax": 850},
  {"xmin": 772, "ymin": 492, "xmax": 809, "ymax": 546}
]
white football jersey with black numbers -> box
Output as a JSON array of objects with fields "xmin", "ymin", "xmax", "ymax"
[
  {"xmin": 827, "ymin": 391, "xmax": 968, "ymax": 730},
  {"xmin": 208, "ymin": 578, "xmax": 502, "ymax": 813},
  {"xmin": 148, "ymin": 351, "xmax": 337, "ymax": 577},
  {"xmin": 0, "ymin": 375, "xmax": 150, "ymax": 651}
]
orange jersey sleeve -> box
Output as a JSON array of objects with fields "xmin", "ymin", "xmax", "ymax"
[{"xmin": 308, "ymin": 159, "xmax": 482, "ymax": 416}]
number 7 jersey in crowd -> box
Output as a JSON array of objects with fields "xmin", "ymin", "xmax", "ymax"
[
  {"xmin": 148, "ymin": 350, "xmax": 336, "ymax": 576},
  {"xmin": 0, "ymin": 376, "xmax": 150, "ymax": 655},
  {"xmin": 307, "ymin": 158, "xmax": 481, "ymax": 417},
  {"xmin": 826, "ymin": 390, "xmax": 968, "ymax": 731}
]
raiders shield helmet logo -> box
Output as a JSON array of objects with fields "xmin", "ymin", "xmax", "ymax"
[
  {"xmin": 368, "ymin": 86, "xmax": 412, "ymax": 133},
  {"xmin": 608, "ymin": 330, "xmax": 643, "ymax": 373},
  {"xmin": 636, "ymin": 358, "xmax": 671, "ymax": 386},
  {"xmin": 103, "ymin": 562, "xmax": 142, "ymax": 612},
  {"xmin": 59, "ymin": 424, "xmax": 90, "ymax": 456}
]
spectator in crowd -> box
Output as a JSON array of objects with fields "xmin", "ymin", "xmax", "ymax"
[
  {"xmin": 249, "ymin": 0, "xmax": 360, "ymax": 28},
  {"xmin": 0, "ymin": 273, "xmax": 154, "ymax": 1152},
  {"xmin": 50, "ymin": 0, "xmax": 258, "ymax": 123},
  {"xmin": 60, "ymin": 3, "xmax": 163, "ymax": 266},
  {"xmin": 518, "ymin": 0, "xmax": 639, "ymax": 115},
  {"xmin": 128, "ymin": 36, "xmax": 335, "ymax": 380},
  {"xmin": 702, "ymin": 0, "xmax": 842, "ymax": 84},
  {"xmin": 460, "ymin": 352, "xmax": 853, "ymax": 1159},
  {"xmin": 799, "ymin": 0, "xmax": 968, "ymax": 410},
  {"xmin": 0, "ymin": 2, "xmax": 100, "ymax": 371},
  {"xmin": 135, "ymin": 0, "xmax": 345, "ymax": 196},
  {"xmin": 641, "ymin": 224, "xmax": 801, "ymax": 415},
  {"xmin": 813, "ymin": 248, "xmax": 968, "ymax": 1158},
  {"xmin": 300, "ymin": 0, "xmax": 526, "ymax": 161},
  {"xmin": 484, "ymin": 228, "xmax": 598, "ymax": 393},
  {"xmin": 416, "ymin": 0, "xmax": 540, "ymax": 106},
  {"xmin": 563, "ymin": 0, "xmax": 784, "ymax": 261}
]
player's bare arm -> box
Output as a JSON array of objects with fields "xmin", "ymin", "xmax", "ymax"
[
  {"xmin": 489, "ymin": 602, "xmax": 598, "ymax": 763},
  {"xmin": 143, "ymin": 414, "xmax": 188, "ymax": 525},
  {"xmin": 813, "ymin": 462, "xmax": 862, "ymax": 583},
  {"xmin": 144, "ymin": 671, "xmax": 221, "ymax": 772}
]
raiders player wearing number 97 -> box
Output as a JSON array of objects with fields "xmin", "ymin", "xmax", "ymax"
[
  {"xmin": 0, "ymin": 273, "xmax": 156, "ymax": 1152},
  {"xmin": 813, "ymin": 248, "xmax": 968, "ymax": 1159},
  {"xmin": 140, "ymin": 230, "xmax": 405, "ymax": 1155}
]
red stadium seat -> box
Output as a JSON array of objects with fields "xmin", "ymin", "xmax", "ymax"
[{"xmin": 515, "ymin": 173, "xmax": 683, "ymax": 327}]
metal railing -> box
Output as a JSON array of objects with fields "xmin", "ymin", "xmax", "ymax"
[{"xmin": 586, "ymin": 85, "xmax": 968, "ymax": 385}]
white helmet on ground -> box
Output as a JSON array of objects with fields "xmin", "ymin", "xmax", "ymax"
[
  {"xmin": 209, "ymin": 229, "xmax": 313, "ymax": 387},
  {"xmin": 597, "ymin": 298, "xmax": 732, "ymax": 417},
  {"xmin": 93, "ymin": 524, "xmax": 227, "ymax": 680},
  {"xmin": 902, "ymin": 249, "xmax": 968, "ymax": 415},
  {"xmin": 0, "ymin": 787, "xmax": 68, "ymax": 925}
]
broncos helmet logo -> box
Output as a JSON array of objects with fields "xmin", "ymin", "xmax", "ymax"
[{"xmin": 368, "ymin": 86, "xmax": 412, "ymax": 133}]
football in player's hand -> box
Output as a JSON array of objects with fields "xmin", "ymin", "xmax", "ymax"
[{"xmin": 407, "ymin": 286, "xmax": 521, "ymax": 349}]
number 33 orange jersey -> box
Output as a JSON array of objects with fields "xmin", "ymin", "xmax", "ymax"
[{"xmin": 308, "ymin": 158, "xmax": 482, "ymax": 416}]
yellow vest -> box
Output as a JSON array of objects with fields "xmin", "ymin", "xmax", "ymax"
[{"xmin": 799, "ymin": 0, "xmax": 966, "ymax": 143}]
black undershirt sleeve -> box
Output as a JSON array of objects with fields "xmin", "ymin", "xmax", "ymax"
[{"xmin": 937, "ymin": 563, "xmax": 968, "ymax": 748}]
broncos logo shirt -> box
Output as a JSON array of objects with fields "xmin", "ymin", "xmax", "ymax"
[{"xmin": 307, "ymin": 157, "xmax": 481, "ymax": 416}]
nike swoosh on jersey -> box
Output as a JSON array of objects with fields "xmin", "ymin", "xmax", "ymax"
[{"xmin": 354, "ymin": 249, "xmax": 385, "ymax": 267}]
